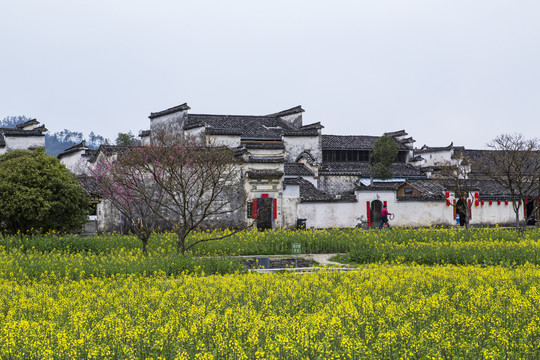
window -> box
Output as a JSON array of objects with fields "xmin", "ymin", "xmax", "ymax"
[
  {"xmin": 322, "ymin": 150, "xmax": 371, "ymax": 162},
  {"xmin": 404, "ymin": 187, "xmax": 413, "ymax": 195}
]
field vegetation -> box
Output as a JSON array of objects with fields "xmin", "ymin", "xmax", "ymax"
[{"xmin": 1, "ymin": 227, "xmax": 540, "ymax": 358}]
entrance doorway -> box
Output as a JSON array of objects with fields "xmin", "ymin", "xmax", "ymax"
[
  {"xmin": 456, "ymin": 198, "xmax": 467, "ymax": 226},
  {"xmin": 370, "ymin": 200, "xmax": 382, "ymax": 228},
  {"xmin": 526, "ymin": 199, "xmax": 537, "ymax": 224},
  {"xmin": 256, "ymin": 197, "xmax": 273, "ymax": 230}
]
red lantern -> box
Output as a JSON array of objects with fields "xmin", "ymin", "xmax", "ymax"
[
  {"xmin": 481, "ymin": 200, "xmax": 484, "ymax": 206},
  {"xmin": 489, "ymin": 200, "xmax": 493, "ymax": 206},
  {"xmin": 445, "ymin": 191, "xmax": 450, "ymax": 198},
  {"xmin": 446, "ymin": 200, "xmax": 451, "ymax": 206},
  {"xmin": 474, "ymin": 192, "xmax": 479, "ymax": 199},
  {"xmin": 505, "ymin": 200, "xmax": 508, "ymax": 206},
  {"xmin": 475, "ymin": 200, "xmax": 479, "ymax": 207},
  {"xmin": 497, "ymin": 200, "xmax": 501, "ymax": 205}
]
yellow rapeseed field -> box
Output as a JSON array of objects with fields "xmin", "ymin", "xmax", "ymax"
[{"xmin": 1, "ymin": 265, "xmax": 540, "ymax": 359}]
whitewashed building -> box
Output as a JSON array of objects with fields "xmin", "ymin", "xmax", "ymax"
[
  {"xmin": 61, "ymin": 102, "xmax": 528, "ymax": 231},
  {"xmin": 0, "ymin": 119, "xmax": 47, "ymax": 154}
]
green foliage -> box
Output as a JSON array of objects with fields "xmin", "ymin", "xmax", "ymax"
[
  {"xmin": 370, "ymin": 135, "xmax": 399, "ymax": 179},
  {"xmin": 115, "ymin": 131, "xmax": 140, "ymax": 146},
  {"xmin": 0, "ymin": 148, "xmax": 90, "ymax": 233}
]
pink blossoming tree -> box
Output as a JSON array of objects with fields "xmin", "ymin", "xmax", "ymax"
[
  {"xmin": 89, "ymin": 147, "xmax": 165, "ymax": 255},
  {"xmin": 134, "ymin": 134, "xmax": 248, "ymax": 254}
]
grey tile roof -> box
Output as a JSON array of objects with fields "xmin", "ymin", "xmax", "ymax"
[
  {"xmin": 321, "ymin": 162, "xmax": 426, "ymax": 178},
  {"xmin": 0, "ymin": 123, "xmax": 47, "ymax": 148},
  {"xmin": 247, "ymin": 156, "xmax": 285, "ymax": 163},
  {"xmin": 356, "ymin": 179, "xmax": 445, "ymax": 201},
  {"xmin": 16, "ymin": 119, "xmax": 39, "ymax": 129},
  {"xmin": 284, "ymin": 177, "xmax": 356, "ymax": 202},
  {"xmin": 295, "ymin": 151, "xmax": 317, "ymax": 164},
  {"xmin": 403, "ymin": 180, "xmax": 446, "ymax": 200},
  {"xmin": 87, "ymin": 145, "xmax": 139, "ymax": 163},
  {"xmin": 434, "ymin": 178, "xmax": 514, "ymax": 199},
  {"xmin": 322, "ymin": 135, "xmax": 409, "ymax": 150},
  {"xmin": 185, "ymin": 114, "xmax": 319, "ymax": 139},
  {"xmin": 267, "ymin": 105, "xmax": 305, "ymax": 117},
  {"xmin": 241, "ymin": 140, "xmax": 285, "ymax": 150},
  {"xmin": 355, "ymin": 181, "xmax": 403, "ymax": 191},
  {"xmin": 246, "ymin": 170, "xmax": 284, "ymax": 179},
  {"xmin": 0, "ymin": 127, "xmax": 47, "ymax": 136},
  {"xmin": 284, "ymin": 163, "xmax": 315, "ymax": 176},
  {"xmin": 57, "ymin": 141, "xmax": 88, "ymax": 159},
  {"xmin": 415, "ymin": 143, "xmax": 456, "ymax": 154},
  {"xmin": 384, "ymin": 130, "xmax": 408, "ymax": 137},
  {"xmin": 82, "ymin": 149, "xmax": 98, "ymax": 160},
  {"xmin": 466, "ymin": 179, "xmax": 516, "ymax": 198},
  {"xmin": 149, "ymin": 103, "xmax": 190, "ymax": 119}
]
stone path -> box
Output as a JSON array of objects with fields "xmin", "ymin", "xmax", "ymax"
[
  {"xmin": 306, "ymin": 253, "xmax": 343, "ymax": 266},
  {"xmin": 246, "ymin": 253, "xmax": 358, "ymax": 273}
]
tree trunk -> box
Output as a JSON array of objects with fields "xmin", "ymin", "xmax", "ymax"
[
  {"xmin": 176, "ymin": 231, "xmax": 187, "ymax": 255},
  {"xmin": 515, "ymin": 207, "xmax": 522, "ymax": 232},
  {"xmin": 141, "ymin": 237, "xmax": 149, "ymax": 256}
]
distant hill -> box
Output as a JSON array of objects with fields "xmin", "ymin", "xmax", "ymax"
[{"xmin": 0, "ymin": 116, "xmax": 109, "ymax": 157}]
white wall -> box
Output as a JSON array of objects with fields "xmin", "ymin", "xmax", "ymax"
[
  {"xmin": 318, "ymin": 175, "xmax": 358, "ymax": 194},
  {"xmin": 298, "ymin": 201, "xmax": 358, "ymax": 228},
  {"xmin": 2, "ymin": 136, "xmax": 45, "ymax": 153},
  {"xmin": 354, "ymin": 191, "xmax": 525, "ymax": 227},
  {"xmin": 282, "ymin": 184, "xmax": 300, "ymax": 228},
  {"xmin": 295, "ymin": 190, "xmax": 526, "ymax": 228},
  {"xmin": 150, "ymin": 110, "xmax": 187, "ymax": 138},
  {"xmin": 417, "ymin": 150, "xmax": 456, "ymax": 167},
  {"xmin": 467, "ymin": 200, "xmax": 524, "ymax": 225},
  {"xmin": 60, "ymin": 151, "xmax": 89, "ymax": 174},
  {"xmin": 207, "ymin": 134, "xmax": 241, "ymax": 148},
  {"xmin": 140, "ymin": 135, "xmax": 151, "ymax": 146},
  {"xmin": 283, "ymin": 135, "xmax": 321, "ymax": 163}
]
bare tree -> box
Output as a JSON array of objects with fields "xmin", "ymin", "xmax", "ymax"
[
  {"xmin": 89, "ymin": 149, "xmax": 165, "ymax": 255},
  {"xmin": 435, "ymin": 154, "xmax": 475, "ymax": 230},
  {"xmin": 479, "ymin": 134, "xmax": 540, "ymax": 231},
  {"xmin": 129, "ymin": 134, "xmax": 249, "ymax": 254}
]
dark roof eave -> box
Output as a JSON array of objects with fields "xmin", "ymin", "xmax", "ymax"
[
  {"xmin": 268, "ymin": 105, "xmax": 305, "ymax": 117},
  {"xmin": 301, "ymin": 199, "xmax": 357, "ymax": 203},
  {"xmin": 149, "ymin": 103, "xmax": 190, "ymax": 119}
]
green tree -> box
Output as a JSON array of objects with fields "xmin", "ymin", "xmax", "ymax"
[
  {"xmin": 370, "ymin": 135, "xmax": 399, "ymax": 180},
  {"xmin": 115, "ymin": 131, "xmax": 140, "ymax": 146},
  {"xmin": 0, "ymin": 148, "xmax": 90, "ymax": 234}
]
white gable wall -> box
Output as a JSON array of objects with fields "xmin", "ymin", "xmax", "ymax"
[
  {"xmin": 59, "ymin": 150, "xmax": 89, "ymax": 174},
  {"xmin": 283, "ymin": 136, "xmax": 321, "ymax": 163},
  {"xmin": 1, "ymin": 136, "xmax": 45, "ymax": 153},
  {"xmin": 207, "ymin": 134, "xmax": 241, "ymax": 148},
  {"xmin": 150, "ymin": 110, "xmax": 188, "ymax": 137},
  {"xmin": 417, "ymin": 149, "xmax": 456, "ymax": 167}
]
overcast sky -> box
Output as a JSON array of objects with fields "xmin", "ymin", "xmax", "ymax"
[{"xmin": 1, "ymin": 0, "xmax": 539, "ymax": 149}]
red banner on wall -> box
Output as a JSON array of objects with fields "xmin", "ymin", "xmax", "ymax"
[
  {"xmin": 366, "ymin": 201, "xmax": 371, "ymax": 226},
  {"xmin": 272, "ymin": 198, "xmax": 277, "ymax": 219}
]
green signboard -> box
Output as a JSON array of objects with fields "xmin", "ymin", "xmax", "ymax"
[{"xmin": 292, "ymin": 243, "xmax": 301, "ymax": 254}]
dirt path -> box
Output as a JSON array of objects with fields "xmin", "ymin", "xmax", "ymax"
[{"xmin": 307, "ymin": 253, "xmax": 344, "ymax": 266}]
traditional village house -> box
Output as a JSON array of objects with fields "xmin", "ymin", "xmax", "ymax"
[
  {"xmin": 0, "ymin": 119, "xmax": 47, "ymax": 154},
  {"xmin": 60, "ymin": 103, "xmax": 528, "ymax": 231}
]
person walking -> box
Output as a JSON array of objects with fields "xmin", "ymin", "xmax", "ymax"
[{"xmin": 379, "ymin": 204, "xmax": 392, "ymax": 229}]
